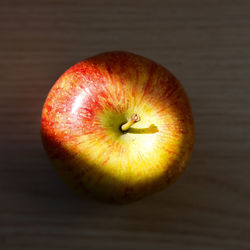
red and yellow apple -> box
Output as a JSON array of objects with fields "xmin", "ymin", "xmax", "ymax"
[{"xmin": 41, "ymin": 51, "xmax": 194, "ymax": 203}]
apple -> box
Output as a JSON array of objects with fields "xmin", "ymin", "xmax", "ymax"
[{"xmin": 41, "ymin": 51, "xmax": 194, "ymax": 204}]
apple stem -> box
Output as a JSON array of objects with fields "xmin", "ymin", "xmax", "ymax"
[{"xmin": 121, "ymin": 113, "xmax": 141, "ymax": 132}]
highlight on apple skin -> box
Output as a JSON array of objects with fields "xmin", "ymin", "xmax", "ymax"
[{"xmin": 41, "ymin": 51, "xmax": 195, "ymax": 204}]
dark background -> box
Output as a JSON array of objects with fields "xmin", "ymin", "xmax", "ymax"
[{"xmin": 1, "ymin": 0, "xmax": 250, "ymax": 249}]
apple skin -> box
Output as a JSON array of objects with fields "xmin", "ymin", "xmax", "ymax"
[{"xmin": 41, "ymin": 51, "xmax": 194, "ymax": 204}]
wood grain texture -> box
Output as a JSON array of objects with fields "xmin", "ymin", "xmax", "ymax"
[{"xmin": 1, "ymin": 0, "xmax": 250, "ymax": 249}]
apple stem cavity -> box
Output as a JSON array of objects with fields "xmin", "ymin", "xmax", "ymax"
[{"xmin": 120, "ymin": 113, "xmax": 141, "ymax": 132}]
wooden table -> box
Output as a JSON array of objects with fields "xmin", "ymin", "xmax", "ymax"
[{"xmin": 1, "ymin": 0, "xmax": 250, "ymax": 249}]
